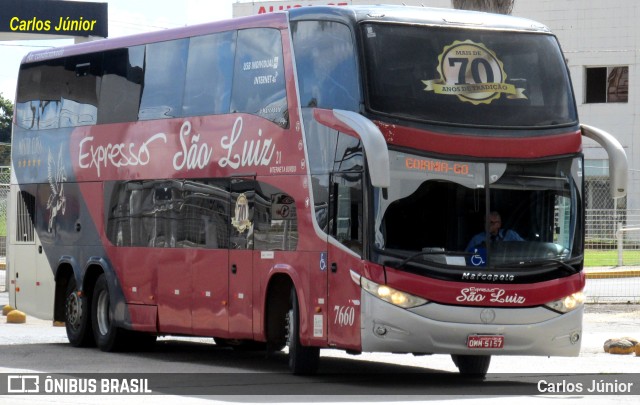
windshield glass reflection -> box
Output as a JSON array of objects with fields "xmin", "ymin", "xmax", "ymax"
[{"xmin": 373, "ymin": 151, "xmax": 582, "ymax": 270}]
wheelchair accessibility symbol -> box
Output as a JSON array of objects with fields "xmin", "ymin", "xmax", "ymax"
[
  {"xmin": 320, "ymin": 252, "xmax": 327, "ymax": 271},
  {"xmin": 470, "ymin": 249, "xmax": 486, "ymax": 267}
]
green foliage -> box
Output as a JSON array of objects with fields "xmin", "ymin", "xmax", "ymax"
[
  {"xmin": 0, "ymin": 92, "xmax": 13, "ymax": 144},
  {"xmin": 0, "ymin": 145, "xmax": 10, "ymax": 166},
  {"xmin": 0, "ymin": 211, "xmax": 5, "ymax": 237}
]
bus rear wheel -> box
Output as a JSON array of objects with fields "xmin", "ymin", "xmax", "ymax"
[
  {"xmin": 92, "ymin": 274, "xmax": 127, "ymax": 352},
  {"xmin": 451, "ymin": 354, "xmax": 491, "ymax": 377},
  {"xmin": 64, "ymin": 277, "xmax": 94, "ymax": 347},
  {"xmin": 285, "ymin": 288, "xmax": 320, "ymax": 375}
]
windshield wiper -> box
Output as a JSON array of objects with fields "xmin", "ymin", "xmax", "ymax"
[
  {"xmin": 495, "ymin": 258, "xmax": 577, "ymax": 272},
  {"xmin": 387, "ymin": 250, "xmax": 472, "ymax": 270}
]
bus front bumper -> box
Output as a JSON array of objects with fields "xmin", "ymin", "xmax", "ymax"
[{"xmin": 360, "ymin": 291, "xmax": 583, "ymax": 357}]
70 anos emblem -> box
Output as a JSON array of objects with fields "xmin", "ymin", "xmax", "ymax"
[{"xmin": 422, "ymin": 40, "xmax": 526, "ymax": 105}]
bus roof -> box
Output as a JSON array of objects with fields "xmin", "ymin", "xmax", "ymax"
[
  {"xmin": 21, "ymin": 5, "xmax": 550, "ymax": 65},
  {"xmin": 21, "ymin": 11, "xmax": 288, "ymax": 65},
  {"xmin": 288, "ymin": 5, "xmax": 551, "ymax": 33}
]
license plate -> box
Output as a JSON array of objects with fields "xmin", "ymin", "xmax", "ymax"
[{"xmin": 467, "ymin": 334, "xmax": 504, "ymax": 349}]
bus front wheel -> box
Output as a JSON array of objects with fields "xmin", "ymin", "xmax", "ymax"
[
  {"xmin": 451, "ymin": 354, "xmax": 491, "ymax": 377},
  {"xmin": 64, "ymin": 277, "xmax": 94, "ymax": 347},
  {"xmin": 285, "ymin": 288, "xmax": 320, "ymax": 375},
  {"xmin": 92, "ymin": 274, "xmax": 126, "ymax": 352}
]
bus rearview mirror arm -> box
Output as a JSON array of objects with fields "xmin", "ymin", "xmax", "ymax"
[
  {"xmin": 333, "ymin": 109, "xmax": 391, "ymax": 192},
  {"xmin": 581, "ymin": 124, "xmax": 628, "ymax": 199}
]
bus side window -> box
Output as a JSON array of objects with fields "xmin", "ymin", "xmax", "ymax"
[
  {"xmin": 231, "ymin": 28, "xmax": 288, "ymax": 127},
  {"xmin": 230, "ymin": 179, "xmax": 255, "ymax": 250},
  {"xmin": 183, "ymin": 31, "xmax": 236, "ymax": 117},
  {"xmin": 15, "ymin": 65, "xmax": 40, "ymax": 130},
  {"xmin": 60, "ymin": 53, "xmax": 102, "ymax": 127},
  {"xmin": 329, "ymin": 133, "xmax": 364, "ymax": 254},
  {"xmin": 253, "ymin": 183, "xmax": 298, "ymax": 251},
  {"xmin": 291, "ymin": 20, "xmax": 360, "ymax": 111},
  {"xmin": 98, "ymin": 46, "xmax": 144, "ymax": 124},
  {"xmin": 106, "ymin": 179, "xmax": 232, "ymax": 249},
  {"xmin": 139, "ymin": 39, "xmax": 189, "ymax": 120},
  {"xmin": 330, "ymin": 172, "xmax": 363, "ymax": 256},
  {"xmin": 311, "ymin": 174, "xmax": 330, "ymax": 234},
  {"xmin": 15, "ymin": 59, "xmax": 64, "ymax": 130},
  {"xmin": 334, "ymin": 132, "xmax": 363, "ymax": 173},
  {"xmin": 180, "ymin": 180, "xmax": 231, "ymax": 249}
]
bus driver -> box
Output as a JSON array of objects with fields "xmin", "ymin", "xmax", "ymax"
[{"xmin": 466, "ymin": 211, "xmax": 524, "ymax": 251}]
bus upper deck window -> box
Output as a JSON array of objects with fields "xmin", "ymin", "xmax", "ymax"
[{"xmin": 231, "ymin": 28, "xmax": 288, "ymax": 128}]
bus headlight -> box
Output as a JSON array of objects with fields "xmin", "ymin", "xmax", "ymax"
[
  {"xmin": 544, "ymin": 291, "xmax": 585, "ymax": 313},
  {"xmin": 360, "ymin": 276, "xmax": 428, "ymax": 308}
]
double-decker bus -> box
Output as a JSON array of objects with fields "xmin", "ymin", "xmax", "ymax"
[{"xmin": 7, "ymin": 5, "xmax": 627, "ymax": 376}]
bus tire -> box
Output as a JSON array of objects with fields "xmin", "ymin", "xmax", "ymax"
[
  {"xmin": 286, "ymin": 288, "xmax": 320, "ymax": 375},
  {"xmin": 64, "ymin": 277, "xmax": 94, "ymax": 347},
  {"xmin": 451, "ymin": 354, "xmax": 491, "ymax": 377},
  {"xmin": 92, "ymin": 274, "xmax": 126, "ymax": 352}
]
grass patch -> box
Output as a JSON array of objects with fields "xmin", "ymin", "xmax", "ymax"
[{"xmin": 584, "ymin": 249, "xmax": 640, "ymax": 267}]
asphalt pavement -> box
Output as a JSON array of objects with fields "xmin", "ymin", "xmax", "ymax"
[
  {"xmin": 1, "ymin": 289, "xmax": 638, "ymax": 372},
  {"xmin": 1, "ymin": 286, "xmax": 639, "ymax": 404}
]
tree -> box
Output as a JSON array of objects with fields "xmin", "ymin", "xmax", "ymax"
[
  {"xmin": 0, "ymin": 93, "xmax": 13, "ymax": 166},
  {"xmin": 0, "ymin": 92, "xmax": 13, "ymax": 144},
  {"xmin": 452, "ymin": 0, "xmax": 514, "ymax": 14}
]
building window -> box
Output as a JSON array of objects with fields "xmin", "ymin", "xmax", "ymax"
[{"xmin": 585, "ymin": 66, "xmax": 628, "ymax": 103}]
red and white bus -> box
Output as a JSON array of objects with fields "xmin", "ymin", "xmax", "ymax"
[{"xmin": 8, "ymin": 5, "xmax": 627, "ymax": 375}]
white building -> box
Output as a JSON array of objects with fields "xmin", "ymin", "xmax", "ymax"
[
  {"xmin": 234, "ymin": 0, "xmax": 636, "ymax": 211},
  {"xmin": 514, "ymin": 0, "xmax": 634, "ymax": 212}
]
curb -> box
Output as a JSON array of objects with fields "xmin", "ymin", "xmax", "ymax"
[{"xmin": 585, "ymin": 269, "xmax": 640, "ymax": 279}]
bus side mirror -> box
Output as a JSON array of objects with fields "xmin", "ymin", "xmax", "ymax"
[
  {"xmin": 581, "ymin": 124, "xmax": 628, "ymax": 199},
  {"xmin": 333, "ymin": 109, "xmax": 390, "ymax": 189}
]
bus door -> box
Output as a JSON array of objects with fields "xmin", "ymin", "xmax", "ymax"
[
  {"xmin": 10, "ymin": 184, "xmax": 55, "ymax": 320},
  {"xmin": 153, "ymin": 183, "xmax": 193, "ymax": 335},
  {"xmin": 189, "ymin": 179, "xmax": 231, "ymax": 337},
  {"xmin": 327, "ymin": 172, "xmax": 364, "ymax": 350},
  {"xmin": 191, "ymin": 248, "xmax": 229, "ymax": 336},
  {"xmin": 228, "ymin": 178, "xmax": 255, "ymax": 338},
  {"xmin": 190, "ymin": 180, "xmax": 231, "ymax": 337}
]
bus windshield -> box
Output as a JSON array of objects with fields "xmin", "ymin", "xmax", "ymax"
[
  {"xmin": 373, "ymin": 152, "xmax": 583, "ymax": 270},
  {"xmin": 362, "ymin": 23, "xmax": 577, "ymax": 128}
]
